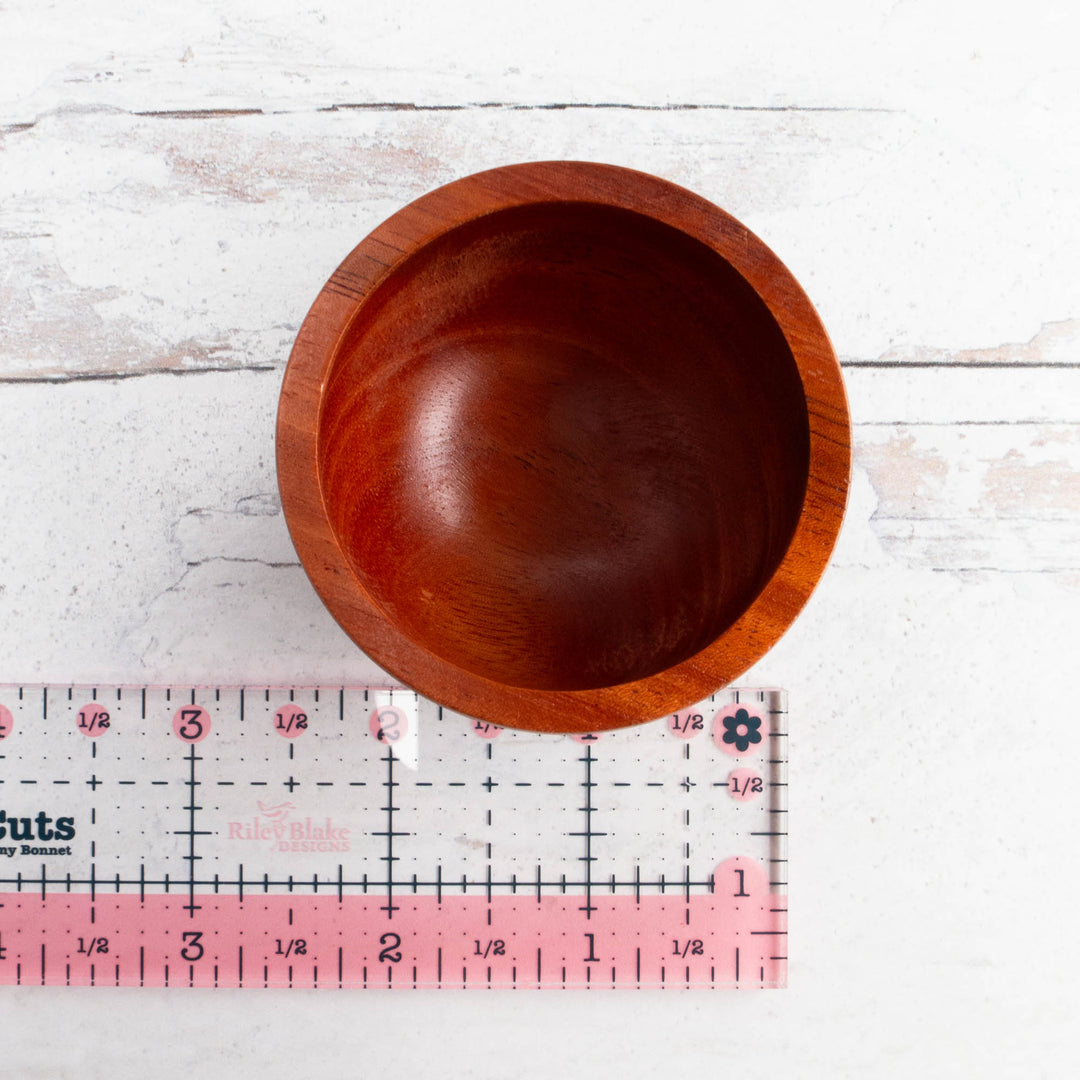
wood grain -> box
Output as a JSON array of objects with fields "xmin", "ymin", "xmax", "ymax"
[
  {"xmin": 4, "ymin": 106, "xmax": 1078, "ymax": 382},
  {"xmin": 2, "ymin": 1, "xmax": 1079, "ymax": 1073},
  {"xmin": 3, "ymin": 0, "xmax": 1074, "ymax": 119},
  {"xmin": 0, "ymin": 368, "xmax": 1073, "ymax": 686},
  {"xmin": 277, "ymin": 161, "xmax": 849, "ymax": 730}
]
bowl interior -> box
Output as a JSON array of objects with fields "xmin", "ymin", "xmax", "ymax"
[{"xmin": 317, "ymin": 201, "xmax": 810, "ymax": 692}]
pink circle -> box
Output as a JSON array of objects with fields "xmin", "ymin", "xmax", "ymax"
[
  {"xmin": 667, "ymin": 710, "xmax": 705, "ymax": 739},
  {"xmin": 570, "ymin": 732, "xmax": 603, "ymax": 744},
  {"xmin": 471, "ymin": 719, "xmax": 501, "ymax": 739},
  {"xmin": 273, "ymin": 703, "xmax": 309, "ymax": 739},
  {"xmin": 76, "ymin": 702, "xmax": 111, "ymax": 737},
  {"xmin": 713, "ymin": 855, "xmax": 769, "ymax": 899},
  {"xmin": 0, "ymin": 704, "xmax": 12, "ymax": 740},
  {"xmin": 172, "ymin": 705, "xmax": 211, "ymax": 743},
  {"xmin": 369, "ymin": 706, "xmax": 409, "ymax": 744},
  {"xmin": 712, "ymin": 703, "xmax": 767, "ymax": 758},
  {"xmin": 726, "ymin": 768, "xmax": 764, "ymax": 802}
]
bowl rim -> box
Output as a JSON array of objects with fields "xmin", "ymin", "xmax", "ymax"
[{"xmin": 276, "ymin": 160, "xmax": 850, "ymax": 733}]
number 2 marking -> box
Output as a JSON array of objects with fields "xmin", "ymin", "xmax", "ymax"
[
  {"xmin": 369, "ymin": 707, "xmax": 408, "ymax": 744},
  {"xmin": 378, "ymin": 932, "xmax": 402, "ymax": 963}
]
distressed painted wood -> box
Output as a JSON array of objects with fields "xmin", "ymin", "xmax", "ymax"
[
  {"xmin": 3, "ymin": 108, "xmax": 1079, "ymax": 381},
  {"xmin": 2, "ymin": 0, "xmax": 1076, "ymax": 119},
  {"xmin": 1, "ymin": 0, "xmax": 1079, "ymax": 1074},
  {"xmin": 0, "ymin": 369, "xmax": 1074, "ymax": 685}
]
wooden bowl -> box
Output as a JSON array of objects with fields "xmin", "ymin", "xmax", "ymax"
[{"xmin": 277, "ymin": 162, "xmax": 849, "ymax": 732}]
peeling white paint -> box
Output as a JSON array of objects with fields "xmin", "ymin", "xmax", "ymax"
[{"xmin": 1, "ymin": 2, "xmax": 1079, "ymax": 1075}]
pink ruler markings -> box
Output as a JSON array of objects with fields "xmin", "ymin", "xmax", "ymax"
[{"xmin": 0, "ymin": 685, "xmax": 787, "ymax": 989}]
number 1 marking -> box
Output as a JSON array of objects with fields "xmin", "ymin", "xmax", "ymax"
[
  {"xmin": 584, "ymin": 933, "xmax": 599, "ymax": 963},
  {"xmin": 733, "ymin": 869, "xmax": 750, "ymax": 897}
]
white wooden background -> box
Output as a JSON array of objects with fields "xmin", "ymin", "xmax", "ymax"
[{"xmin": 1, "ymin": 1, "xmax": 1078, "ymax": 1076}]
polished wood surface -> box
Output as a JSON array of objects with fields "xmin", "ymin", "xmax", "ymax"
[{"xmin": 277, "ymin": 162, "xmax": 850, "ymax": 730}]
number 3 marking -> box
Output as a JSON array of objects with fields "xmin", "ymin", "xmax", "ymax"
[
  {"xmin": 172, "ymin": 706, "xmax": 210, "ymax": 743},
  {"xmin": 181, "ymin": 931, "xmax": 204, "ymax": 961}
]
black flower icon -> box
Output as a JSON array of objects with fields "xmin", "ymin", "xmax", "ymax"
[{"xmin": 722, "ymin": 708, "xmax": 763, "ymax": 753}]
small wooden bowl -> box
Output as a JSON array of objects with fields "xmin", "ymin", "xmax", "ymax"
[{"xmin": 277, "ymin": 162, "xmax": 849, "ymax": 732}]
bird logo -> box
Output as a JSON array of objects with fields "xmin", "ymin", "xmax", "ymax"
[{"xmin": 257, "ymin": 800, "xmax": 296, "ymax": 821}]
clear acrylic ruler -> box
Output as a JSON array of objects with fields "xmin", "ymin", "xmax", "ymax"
[{"xmin": 0, "ymin": 685, "xmax": 787, "ymax": 989}]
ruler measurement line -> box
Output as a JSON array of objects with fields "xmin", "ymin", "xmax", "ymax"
[
  {"xmin": 0, "ymin": 876, "xmax": 726, "ymax": 890},
  {"xmin": 0, "ymin": 683, "xmax": 787, "ymax": 990},
  {"xmin": 380, "ymin": 749, "xmax": 398, "ymax": 917}
]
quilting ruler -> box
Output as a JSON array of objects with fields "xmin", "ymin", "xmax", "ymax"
[{"xmin": 0, "ymin": 684, "xmax": 787, "ymax": 989}]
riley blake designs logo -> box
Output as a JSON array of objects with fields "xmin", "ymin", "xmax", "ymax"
[{"xmin": 227, "ymin": 801, "xmax": 351, "ymax": 853}]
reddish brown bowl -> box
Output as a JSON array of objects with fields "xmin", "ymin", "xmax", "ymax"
[{"xmin": 277, "ymin": 161, "xmax": 849, "ymax": 732}]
